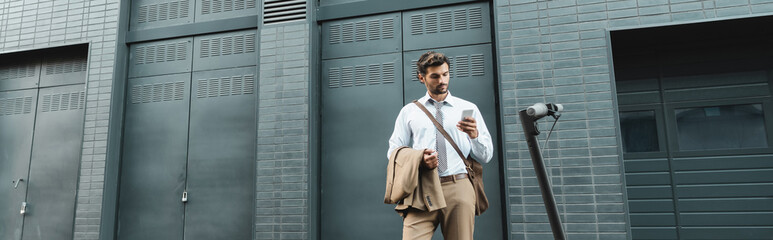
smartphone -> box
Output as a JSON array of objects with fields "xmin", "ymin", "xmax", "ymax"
[{"xmin": 461, "ymin": 109, "xmax": 473, "ymax": 121}]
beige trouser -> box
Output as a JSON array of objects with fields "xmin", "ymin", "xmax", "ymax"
[{"xmin": 402, "ymin": 178, "xmax": 476, "ymax": 240}]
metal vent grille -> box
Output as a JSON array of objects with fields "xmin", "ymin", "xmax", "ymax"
[
  {"xmin": 263, "ymin": 0, "xmax": 306, "ymax": 25},
  {"xmin": 40, "ymin": 91, "xmax": 86, "ymax": 112},
  {"xmin": 409, "ymin": 7, "xmax": 483, "ymax": 35},
  {"xmin": 201, "ymin": 0, "xmax": 256, "ymax": 15},
  {"xmin": 410, "ymin": 53, "xmax": 484, "ymax": 81},
  {"xmin": 44, "ymin": 57, "xmax": 87, "ymax": 75},
  {"xmin": 135, "ymin": 41, "xmax": 188, "ymax": 65},
  {"xmin": 450, "ymin": 54, "xmax": 485, "ymax": 78},
  {"xmin": 0, "ymin": 96, "xmax": 33, "ymax": 116},
  {"xmin": 196, "ymin": 74, "xmax": 255, "ymax": 98},
  {"xmin": 410, "ymin": 60, "xmax": 418, "ymax": 81},
  {"xmin": 328, "ymin": 62, "xmax": 395, "ymax": 88},
  {"xmin": 200, "ymin": 33, "xmax": 256, "ymax": 58},
  {"xmin": 328, "ymin": 17, "xmax": 394, "ymax": 45},
  {"xmin": 137, "ymin": 0, "xmax": 191, "ymax": 23},
  {"xmin": 131, "ymin": 81, "xmax": 186, "ymax": 104},
  {"xmin": 0, "ymin": 63, "xmax": 36, "ymax": 81}
]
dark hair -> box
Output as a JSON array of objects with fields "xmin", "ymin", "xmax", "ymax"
[{"xmin": 416, "ymin": 51, "xmax": 450, "ymax": 80}]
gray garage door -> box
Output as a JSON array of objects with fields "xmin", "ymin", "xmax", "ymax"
[
  {"xmin": 320, "ymin": 2, "xmax": 504, "ymax": 239},
  {"xmin": 0, "ymin": 48, "xmax": 87, "ymax": 240},
  {"xmin": 117, "ymin": 29, "xmax": 257, "ymax": 240},
  {"xmin": 612, "ymin": 17, "xmax": 773, "ymax": 239}
]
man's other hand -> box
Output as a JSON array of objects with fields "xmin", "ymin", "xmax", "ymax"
[{"xmin": 422, "ymin": 149, "xmax": 438, "ymax": 169}]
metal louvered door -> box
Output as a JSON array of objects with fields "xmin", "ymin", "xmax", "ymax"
[
  {"xmin": 401, "ymin": 4, "xmax": 502, "ymax": 239},
  {"xmin": 321, "ymin": 53, "xmax": 405, "ymax": 239},
  {"xmin": 184, "ymin": 66, "xmax": 256, "ymax": 240},
  {"xmin": 0, "ymin": 47, "xmax": 88, "ymax": 240},
  {"xmin": 118, "ymin": 37, "xmax": 193, "ymax": 240},
  {"xmin": 118, "ymin": 74, "xmax": 190, "ymax": 240},
  {"xmin": 320, "ymin": 12, "xmax": 404, "ymax": 239},
  {"xmin": 0, "ymin": 89, "xmax": 37, "ymax": 240},
  {"xmin": 403, "ymin": 44, "xmax": 503, "ymax": 240},
  {"xmin": 320, "ymin": 2, "xmax": 502, "ymax": 240},
  {"xmin": 21, "ymin": 84, "xmax": 86, "ymax": 240},
  {"xmin": 183, "ymin": 29, "xmax": 257, "ymax": 240},
  {"xmin": 119, "ymin": 29, "xmax": 256, "ymax": 239}
]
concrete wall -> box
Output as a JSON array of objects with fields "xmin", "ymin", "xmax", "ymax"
[
  {"xmin": 493, "ymin": 0, "xmax": 773, "ymax": 239},
  {"xmin": 0, "ymin": 0, "xmax": 120, "ymax": 239}
]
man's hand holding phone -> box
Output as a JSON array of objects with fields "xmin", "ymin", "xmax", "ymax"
[{"xmin": 457, "ymin": 109, "xmax": 478, "ymax": 139}]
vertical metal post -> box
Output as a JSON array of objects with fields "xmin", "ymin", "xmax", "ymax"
[{"xmin": 519, "ymin": 109, "xmax": 567, "ymax": 240}]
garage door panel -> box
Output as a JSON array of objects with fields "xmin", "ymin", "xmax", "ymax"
[
  {"xmin": 679, "ymin": 227, "xmax": 773, "ymax": 239},
  {"xmin": 675, "ymin": 169, "xmax": 773, "ymax": 185},
  {"xmin": 626, "ymin": 186, "xmax": 673, "ymax": 199},
  {"xmin": 617, "ymin": 91, "xmax": 661, "ymax": 106},
  {"xmin": 628, "ymin": 199, "xmax": 674, "ymax": 213},
  {"xmin": 673, "ymin": 154, "xmax": 773, "ymax": 171},
  {"xmin": 680, "ymin": 212, "xmax": 773, "ymax": 226},
  {"xmin": 661, "ymin": 71, "xmax": 768, "ymax": 90},
  {"xmin": 677, "ymin": 184, "xmax": 773, "ymax": 198},
  {"xmin": 679, "ymin": 198, "xmax": 773, "ymax": 212},
  {"xmin": 615, "ymin": 20, "xmax": 773, "ymax": 239},
  {"xmin": 630, "ymin": 213, "xmax": 676, "ymax": 227},
  {"xmin": 623, "ymin": 159, "xmax": 669, "ymax": 173},
  {"xmin": 631, "ymin": 227, "xmax": 678, "ymax": 239},
  {"xmin": 615, "ymin": 78, "xmax": 659, "ymax": 93},
  {"xmin": 664, "ymin": 83, "xmax": 769, "ymax": 102},
  {"xmin": 625, "ymin": 172, "xmax": 671, "ymax": 186}
]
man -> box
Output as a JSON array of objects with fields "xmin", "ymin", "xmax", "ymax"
[{"xmin": 387, "ymin": 51, "xmax": 493, "ymax": 240}]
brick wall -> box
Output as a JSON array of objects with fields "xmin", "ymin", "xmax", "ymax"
[
  {"xmin": 0, "ymin": 0, "xmax": 120, "ymax": 239},
  {"xmin": 256, "ymin": 22, "xmax": 310, "ymax": 240},
  {"xmin": 494, "ymin": 0, "xmax": 773, "ymax": 239},
  {"xmin": 4, "ymin": 0, "xmax": 773, "ymax": 239}
]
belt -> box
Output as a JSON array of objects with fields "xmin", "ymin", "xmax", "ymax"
[{"xmin": 439, "ymin": 173, "xmax": 468, "ymax": 183}]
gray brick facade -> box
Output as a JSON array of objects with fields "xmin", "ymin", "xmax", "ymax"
[
  {"xmin": 0, "ymin": 0, "xmax": 120, "ymax": 239},
  {"xmin": 257, "ymin": 22, "xmax": 310, "ymax": 240},
  {"xmin": 2, "ymin": 0, "xmax": 773, "ymax": 239}
]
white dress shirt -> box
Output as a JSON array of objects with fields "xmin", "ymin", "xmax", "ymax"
[{"xmin": 387, "ymin": 92, "xmax": 493, "ymax": 177}]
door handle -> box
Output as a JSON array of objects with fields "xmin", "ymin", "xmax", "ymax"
[
  {"xmin": 20, "ymin": 202, "xmax": 27, "ymax": 215},
  {"xmin": 13, "ymin": 178, "xmax": 23, "ymax": 189},
  {"xmin": 182, "ymin": 191, "xmax": 188, "ymax": 203}
]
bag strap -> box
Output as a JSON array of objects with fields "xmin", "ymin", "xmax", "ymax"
[{"xmin": 412, "ymin": 100, "xmax": 474, "ymax": 171}]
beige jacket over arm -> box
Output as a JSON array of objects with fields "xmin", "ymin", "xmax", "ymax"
[{"xmin": 384, "ymin": 146, "xmax": 446, "ymax": 217}]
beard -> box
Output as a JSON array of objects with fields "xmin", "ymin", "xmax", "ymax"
[{"xmin": 430, "ymin": 84, "xmax": 448, "ymax": 95}]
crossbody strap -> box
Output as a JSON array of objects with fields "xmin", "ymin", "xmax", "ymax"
[{"xmin": 412, "ymin": 100, "xmax": 473, "ymax": 171}]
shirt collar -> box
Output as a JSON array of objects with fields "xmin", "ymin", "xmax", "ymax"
[{"xmin": 420, "ymin": 91, "xmax": 456, "ymax": 107}]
